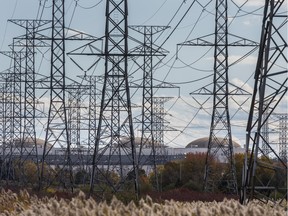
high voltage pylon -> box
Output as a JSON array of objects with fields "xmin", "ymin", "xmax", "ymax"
[
  {"xmin": 0, "ymin": 50, "xmax": 24, "ymax": 181},
  {"xmin": 8, "ymin": 19, "xmax": 51, "ymax": 186},
  {"xmin": 35, "ymin": 0, "xmax": 98, "ymax": 190},
  {"xmin": 67, "ymin": 83, "xmax": 89, "ymax": 163},
  {"xmin": 79, "ymin": 75, "xmax": 103, "ymax": 159},
  {"xmin": 241, "ymin": 0, "xmax": 287, "ymax": 205},
  {"xmin": 39, "ymin": 0, "xmax": 74, "ymax": 190},
  {"xmin": 129, "ymin": 25, "xmax": 169, "ymax": 191},
  {"xmin": 178, "ymin": 0, "xmax": 257, "ymax": 194},
  {"xmin": 89, "ymin": 0, "xmax": 139, "ymax": 199},
  {"xmin": 277, "ymin": 113, "xmax": 287, "ymax": 161},
  {"xmin": 152, "ymin": 97, "xmax": 174, "ymax": 152},
  {"xmin": 85, "ymin": 76, "xmax": 102, "ymax": 154}
]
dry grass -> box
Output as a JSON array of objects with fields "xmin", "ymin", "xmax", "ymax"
[{"xmin": 0, "ymin": 189, "xmax": 286, "ymax": 216}]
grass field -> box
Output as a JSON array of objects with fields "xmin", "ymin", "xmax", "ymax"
[{"xmin": 0, "ymin": 188, "xmax": 286, "ymax": 216}]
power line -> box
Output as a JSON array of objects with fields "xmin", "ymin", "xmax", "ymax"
[
  {"xmin": 78, "ymin": 0, "xmax": 103, "ymax": 10},
  {"xmin": 0, "ymin": 0, "xmax": 19, "ymax": 50},
  {"xmin": 154, "ymin": 0, "xmax": 187, "ymax": 42},
  {"xmin": 231, "ymin": 0, "xmax": 264, "ymax": 17},
  {"xmin": 142, "ymin": 0, "xmax": 168, "ymax": 25},
  {"xmin": 154, "ymin": 73, "xmax": 213, "ymax": 85}
]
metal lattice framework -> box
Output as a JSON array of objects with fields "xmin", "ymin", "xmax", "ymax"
[
  {"xmin": 39, "ymin": 0, "xmax": 73, "ymax": 190},
  {"xmin": 0, "ymin": 69, "xmax": 16, "ymax": 181},
  {"xmin": 204, "ymin": 0, "xmax": 237, "ymax": 193},
  {"xmin": 66, "ymin": 83, "xmax": 90, "ymax": 181},
  {"xmin": 8, "ymin": 20, "xmax": 51, "ymax": 185},
  {"xmin": 178, "ymin": 0, "xmax": 257, "ymax": 194},
  {"xmin": 79, "ymin": 75, "xmax": 104, "ymax": 159},
  {"xmin": 67, "ymin": 85, "xmax": 82, "ymax": 150},
  {"xmin": 89, "ymin": 0, "xmax": 139, "ymax": 199},
  {"xmin": 0, "ymin": 1, "xmax": 100, "ymax": 190},
  {"xmin": 0, "ymin": 50, "xmax": 24, "ymax": 181},
  {"xmin": 152, "ymin": 97, "xmax": 172, "ymax": 151},
  {"xmin": 278, "ymin": 114, "xmax": 287, "ymax": 161},
  {"xmin": 241, "ymin": 0, "xmax": 287, "ymax": 205},
  {"xmin": 129, "ymin": 25, "xmax": 169, "ymax": 191},
  {"xmin": 262, "ymin": 104, "xmax": 270, "ymax": 155}
]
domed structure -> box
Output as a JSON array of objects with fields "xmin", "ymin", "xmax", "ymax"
[{"xmin": 186, "ymin": 137, "xmax": 241, "ymax": 149}]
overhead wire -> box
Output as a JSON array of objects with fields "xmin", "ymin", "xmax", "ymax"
[
  {"xmin": 228, "ymin": 0, "xmax": 249, "ymax": 27},
  {"xmin": 33, "ymin": 0, "xmax": 51, "ymax": 140},
  {"xmin": 0, "ymin": 0, "xmax": 19, "ymax": 50},
  {"xmin": 35, "ymin": 0, "xmax": 50, "ymax": 80},
  {"xmin": 36, "ymin": 0, "xmax": 47, "ymax": 20},
  {"xmin": 78, "ymin": 0, "xmax": 103, "ymax": 10},
  {"xmin": 154, "ymin": 73, "xmax": 213, "ymax": 85},
  {"xmin": 67, "ymin": 0, "xmax": 78, "ymax": 30},
  {"xmin": 154, "ymin": 0, "xmax": 187, "ymax": 43},
  {"xmin": 162, "ymin": 0, "xmax": 260, "ymax": 144},
  {"xmin": 10, "ymin": 0, "xmax": 19, "ymax": 18},
  {"xmin": 142, "ymin": 0, "xmax": 168, "ymax": 25},
  {"xmin": 7, "ymin": 1, "xmax": 262, "ymax": 146},
  {"xmin": 230, "ymin": 0, "xmax": 264, "ymax": 17},
  {"xmin": 141, "ymin": 1, "xmax": 207, "ymax": 96},
  {"xmin": 157, "ymin": 0, "xmax": 197, "ymax": 50},
  {"xmin": 165, "ymin": 104, "xmax": 203, "ymax": 145},
  {"xmin": 195, "ymin": 0, "xmax": 214, "ymax": 16},
  {"xmin": 154, "ymin": 1, "xmax": 210, "ymax": 90}
]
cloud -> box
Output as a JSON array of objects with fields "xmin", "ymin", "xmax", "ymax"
[
  {"xmin": 206, "ymin": 55, "xmax": 258, "ymax": 66},
  {"xmin": 229, "ymin": 55, "xmax": 258, "ymax": 65},
  {"xmin": 234, "ymin": 0, "xmax": 287, "ymax": 7},
  {"xmin": 243, "ymin": 20, "xmax": 251, "ymax": 26}
]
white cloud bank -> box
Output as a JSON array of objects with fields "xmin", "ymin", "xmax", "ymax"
[{"xmin": 233, "ymin": 0, "xmax": 287, "ymax": 7}]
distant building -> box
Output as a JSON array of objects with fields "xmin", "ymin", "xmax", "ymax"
[{"xmin": 165, "ymin": 137, "xmax": 244, "ymax": 162}]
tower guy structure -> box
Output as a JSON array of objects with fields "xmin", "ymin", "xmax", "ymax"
[
  {"xmin": 90, "ymin": 0, "xmax": 139, "ymax": 199},
  {"xmin": 241, "ymin": 0, "xmax": 287, "ymax": 205},
  {"xmin": 178, "ymin": 0, "xmax": 256, "ymax": 193}
]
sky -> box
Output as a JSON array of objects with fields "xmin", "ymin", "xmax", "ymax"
[{"xmin": 0, "ymin": 0, "xmax": 287, "ymax": 149}]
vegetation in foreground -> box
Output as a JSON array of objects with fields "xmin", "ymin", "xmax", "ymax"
[
  {"xmin": 0, "ymin": 189, "xmax": 286, "ymax": 216},
  {"xmin": 1, "ymin": 152, "xmax": 286, "ymax": 205}
]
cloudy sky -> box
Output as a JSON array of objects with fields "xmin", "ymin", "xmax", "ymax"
[{"xmin": 0, "ymin": 0, "xmax": 286, "ymax": 148}]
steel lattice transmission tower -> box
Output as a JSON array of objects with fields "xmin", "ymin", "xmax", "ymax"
[
  {"xmin": 90, "ymin": 0, "xmax": 139, "ymax": 199},
  {"xmin": 129, "ymin": 25, "xmax": 169, "ymax": 191},
  {"xmin": 178, "ymin": 0, "xmax": 257, "ymax": 194},
  {"xmin": 0, "ymin": 51, "xmax": 23, "ymax": 181},
  {"xmin": 39, "ymin": 0, "xmax": 73, "ymax": 190},
  {"xmin": 9, "ymin": 19, "xmax": 50, "ymax": 185},
  {"xmin": 152, "ymin": 97, "xmax": 173, "ymax": 153},
  {"xmin": 278, "ymin": 114, "xmax": 287, "ymax": 161},
  {"xmin": 241, "ymin": 0, "xmax": 287, "ymax": 205},
  {"xmin": 203, "ymin": 0, "xmax": 236, "ymax": 194},
  {"xmin": 67, "ymin": 84, "xmax": 88, "ymax": 166},
  {"xmin": 262, "ymin": 104, "xmax": 270, "ymax": 155}
]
